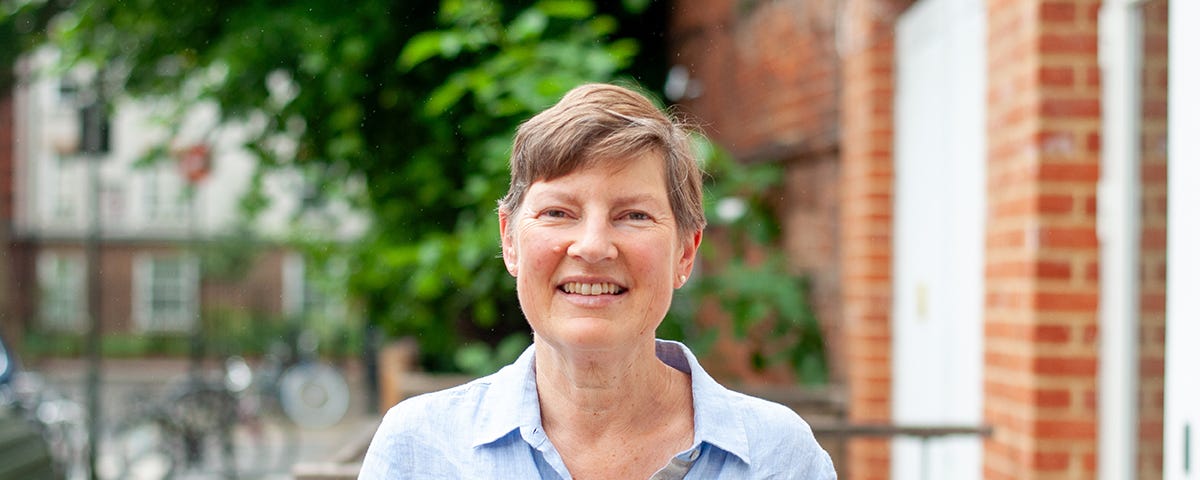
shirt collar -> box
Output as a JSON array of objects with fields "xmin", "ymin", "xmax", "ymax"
[
  {"xmin": 472, "ymin": 344, "xmax": 543, "ymax": 448},
  {"xmin": 656, "ymin": 340, "xmax": 751, "ymax": 464},
  {"xmin": 471, "ymin": 339, "xmax": 751, "ymax": 464}
]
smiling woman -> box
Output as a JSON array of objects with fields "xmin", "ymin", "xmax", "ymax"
[{"xmin": 359, "ymin": 84, "xmax": 837, "ymax": 480}]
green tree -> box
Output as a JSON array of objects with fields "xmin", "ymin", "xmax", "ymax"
[
  {"xmin": 1, "ymin": 0, "xmax": 669, "ymax": 372},
  {"xmin": 2, "ymin": 0, "xmax": 825, "ymax": 382}
]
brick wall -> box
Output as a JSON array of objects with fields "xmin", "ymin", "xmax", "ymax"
[
  {"xmin": 24, "ymin": 242, "xmax": 290, "ymax": 335},
  {"xmin": 670, "ymin": 0, "xmax": 839, "ymax": 161},
  {"xmin": 983, "ymin": 0, "xmax": 1102, "ymax": 478},
  {"xmin": 672, "ymin": 1, "xmax": 1170, "ymax": 478},
  {"xmin": 669, "ymin": 0, "xmax": 846, "ymax": 383},
  {"xmin": 1138, "ymin": 0, "xmax": 1168, "ymax": 477},
  {"xmin": 838, "ymin": 1, "xmax": 907, "ymax": 478}
]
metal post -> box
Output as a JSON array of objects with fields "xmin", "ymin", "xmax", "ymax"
[
  {"xmin": 187, "ymin": 186, "xmax": 202, "ymax": 380},
  {"xmin": 82, "ymin": 97, "xmax": 104, "ymax": 480}
]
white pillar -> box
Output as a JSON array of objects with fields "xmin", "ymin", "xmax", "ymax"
[{"xmin": 1097, "ymin": 2, "xmax": 1144, "ymax": 479}]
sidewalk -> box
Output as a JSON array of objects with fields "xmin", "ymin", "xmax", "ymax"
[{"xmin": 31, "ymin": 356, "xmax": 381, "ymax": 479}]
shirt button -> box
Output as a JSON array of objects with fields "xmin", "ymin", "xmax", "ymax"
[{"xmin": 688, "ymin": 449, "xmax": 700, "ymax": 461}]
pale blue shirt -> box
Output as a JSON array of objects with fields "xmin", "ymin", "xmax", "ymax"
[{"xmin": 359, "ymin": 340, "xmax": 837, "ymax": 479}]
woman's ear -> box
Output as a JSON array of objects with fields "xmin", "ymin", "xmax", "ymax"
[
  {"xmin": 499, "ymin": 210, "xmax": 518, "ymax": 277},
  {"xmin": 676, "ymin": 229, "xmax": 702, "ymax": 288}
]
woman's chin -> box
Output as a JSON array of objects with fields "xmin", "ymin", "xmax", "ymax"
[{"xmin": 537, "ymin": 322, "xmax": 643, "ymax": 354}]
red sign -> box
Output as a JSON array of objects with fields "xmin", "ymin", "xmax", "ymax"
[{"xmin": 176, "ymin": 144, "xmax": 211, "ymax": 184}]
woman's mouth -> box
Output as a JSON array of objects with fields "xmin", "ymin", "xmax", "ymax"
[{"xmin": 559, "ymin": 282, "xmax": 626, "ymax": 295}]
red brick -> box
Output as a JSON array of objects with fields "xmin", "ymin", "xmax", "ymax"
[
  {"xmin": 1033, "ymin": 291, "xmax": 1098, "ymax": 312},
  {"xmin": 1037, "ymin": 163, "xmax": 1099, "ymax": 182},
  {"xmin": 1033, "ymin": 355, "xmax": 1097, "ymax": 376},
  {"xmin": 1038, "ymin": 32, "xmax": 1098, "ymax": 55},
  {"xmin": 1039, "ymin": 226, "xmax": 1098, "ymax": 249},
  {"xmin": 1033, "ymin": 325, "xmax": 1072, "ymax": 343},
  {"xmin": 1038, "ymin": 66, "xmax": 1075, "ymax": 87},
  {"xmin": 1035, "ymin": 387, "xmax": 1072, "ymax": 408},
  {"xmin": 1034, "ymin": 419, "xmax": 1096, "ymax": 440},
  {"xmin": 1039, "ymin": 98, "xmax": 1101, "ymax": 118},
  {"xmin": 1034, "ymin": 451, "xmax": 1070, "ymax": 470},
  {"xmin": 1037, "ymin": 260, "xmax": 1073, "ymax": 279}
]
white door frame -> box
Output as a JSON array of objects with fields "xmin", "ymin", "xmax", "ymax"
[{"xmin": 1165, "ymin": 1, "xmax": 1200, "ymax": 478}]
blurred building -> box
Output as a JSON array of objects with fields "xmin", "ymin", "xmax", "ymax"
[
  {"xmin": 670, "ymin": 0, "xmax": 1193, "ymax": 479},
  {"xmin": 2, "ymin": 53, "xmax": 367, "ymax": 349},
  {"xmin": 1, "ymin": 83, "xmax": 16, "ymax": 347}
]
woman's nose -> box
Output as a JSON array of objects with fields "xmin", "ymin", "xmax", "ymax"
[{"xmin": 566, "ymin": 218, "xmax": 617, "ymax": 263}]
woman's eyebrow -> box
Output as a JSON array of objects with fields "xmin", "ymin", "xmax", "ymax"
[
  {"xmin": 530, "ymin": 188, "xmax": 664, "ymax": 209},
  {"xmin": 530, "ymin": 189, "xmax": 578, "ymax": 204},
  {"xmin": 610, "ymin": 193, "xmax": 665, "ymax": 209}
]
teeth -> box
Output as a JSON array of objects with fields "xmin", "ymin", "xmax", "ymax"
[{"xmin": 562, "ymin": 282, "xmax": 622, "ymax": 295}]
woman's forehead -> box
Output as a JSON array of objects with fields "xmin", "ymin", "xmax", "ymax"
[{"xmin": 522, "ymin": 159, "xmax": 668, "ymax": 205}]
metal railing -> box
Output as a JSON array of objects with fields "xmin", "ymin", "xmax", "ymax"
[{"xmin": 810, "ymin": 422, "xmax": 994, "ymax": 480}]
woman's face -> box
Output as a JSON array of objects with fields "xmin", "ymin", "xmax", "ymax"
[{"xmin": 500, "ymin": 152, "xmax": 701, "ymax": 355}]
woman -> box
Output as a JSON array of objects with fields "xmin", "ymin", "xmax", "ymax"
[{"xmin": 360, "ymin": 83, "xmax": 836, "ymax": 479}]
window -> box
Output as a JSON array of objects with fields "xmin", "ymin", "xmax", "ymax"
[
  {"xmin": 144, "ymin": 166, "xmax": 189, "ymax": 223},
  {"xmin": 37, "ymin": 252, "xmax": 86, "ymax": 331},
  {"xmin": 101, "ymin": 181, "xmax": 127, "ymax": 227},
  {"xmin": 46, "ymin": 155, "xmax": 82, "ymax": 224},
  {"xmin": 133, "ymin": 254, "xmax": 199, "ymax": 333},
  {"xmin": 282, "ymin": 253, "xmax": 346, "ymax": 323}
]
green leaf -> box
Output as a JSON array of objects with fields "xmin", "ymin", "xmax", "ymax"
[
  {"xmin": 509, "ymin": 9, "xmax": 548, "ymax": 41},
  {"xmin": 398, "ymin": 31, "xmax": 447, "ymax": 70},
  {"xmin": 424, "ymin": 81, "xmax": 467, "ymax": 115},
  {"xmin": 536, "ymin": 0, "xmax": 594, "ymax": 19},
  {"xmin": 622, "ymin": 0, "xmax": 651, "ymax": 13}
]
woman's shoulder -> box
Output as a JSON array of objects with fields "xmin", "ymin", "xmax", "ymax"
[
  {"xmin": 719, "ymin": 390, "xmax": 837, "ymax": 478},
  {"xmin": 376, "ymin": 377, "xmax": 492, "ymax": 436},
  {"xmin": 359, "ymin": 378, "xmax": 498, "ymax": 478},
  {"xmin": 724, "ymin": 389, "xmax": 817, "ymax": 438}
]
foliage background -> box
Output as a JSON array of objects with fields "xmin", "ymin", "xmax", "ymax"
[{"xmin": 1, "ymin": 0, "xmax": 825, "ymax": 382}]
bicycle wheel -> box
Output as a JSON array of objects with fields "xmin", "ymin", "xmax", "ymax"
[{"xmin": 277, "ymin": 362, "xmax": 349, "ymax": 429}]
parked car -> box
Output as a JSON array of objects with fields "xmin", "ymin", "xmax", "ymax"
[{"xmin": 0, "ymin": 335, "xmax": 81, "ymax": 480}]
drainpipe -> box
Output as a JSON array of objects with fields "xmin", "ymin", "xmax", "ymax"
[{"xmin": 1097, "ymin": 2, "xmax": 1143, "ymax": 480}]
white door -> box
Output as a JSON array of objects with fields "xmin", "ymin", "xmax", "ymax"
[
  {"xmin": 1165, "ymin": 1, "xmax": 1200, "ymax": 478},
  {"xmin": 893, "ymin": 0, "xmax": 986, "ymax": 478}
]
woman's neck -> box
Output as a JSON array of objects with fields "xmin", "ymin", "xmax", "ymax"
[{"xmin": 533, "ymin": 337, "xmax": 691, "ymax": 437}]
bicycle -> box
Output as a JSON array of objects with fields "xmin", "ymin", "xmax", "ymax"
[
  {"xmin": 106, "ymin": 369, "xmax": 296, "ymax": 480},
  {"xmin": 0, "ymin": 336, "xmax": 90, "ymax": 480},
  {"xmin": 104, "ymin": 324, "xmax": 350, "ymax": 479},
  {"xmin": 235, "ymin": 329, "xmax": 350, "ymax": 430}
]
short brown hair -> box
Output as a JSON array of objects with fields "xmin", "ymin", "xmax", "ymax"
[{"xmin": 499, "ymin": 83, "xmax": 706, "ymax": 236}]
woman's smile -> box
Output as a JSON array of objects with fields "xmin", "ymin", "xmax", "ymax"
[
  {"xmin": 558, "ymin": 281, "xmax": 626, "ymax": 296},
  {"xmin": 556, "ymin": 278, "xmax": 629, "ymax": 309}
]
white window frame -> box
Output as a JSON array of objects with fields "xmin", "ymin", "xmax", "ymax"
[
  {"xmin": 132, "ymin": 253, "xmax": 200, "ymax": 333},
  {"xmin": 36, "ymin": 251, "xmax": 86, "ymax": 331},
  {"xmin": 281, "ymin": 252, "xmax": 346, "ymax": 323},
  {"xmin": 143, "ymin": 165, "xmax": 189, "ymax": 224}
]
